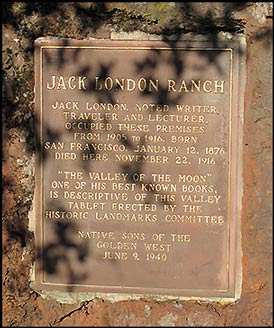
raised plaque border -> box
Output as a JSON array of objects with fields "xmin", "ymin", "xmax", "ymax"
[{"xmin": 32, "ymin": 36, "xmax": 245, "ymax": 302}]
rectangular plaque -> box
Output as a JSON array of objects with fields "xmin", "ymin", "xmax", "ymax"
[{"xmin": 34, "ymin": 39, "xmax": 242, "ymax": 299}]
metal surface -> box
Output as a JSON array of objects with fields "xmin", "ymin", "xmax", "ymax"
[{"xmin": 34, "ymin": 39, "xmax": 241, "ymax": 298}]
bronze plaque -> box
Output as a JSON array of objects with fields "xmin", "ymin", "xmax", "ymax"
[{"xmin": 34, "ymin": 39, "xmax": 242, "ymax": 298}]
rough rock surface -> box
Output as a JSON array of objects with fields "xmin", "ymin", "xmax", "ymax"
[{"xmin": 2, "ymin": 2, "xmax": 272, "ymax": 326}]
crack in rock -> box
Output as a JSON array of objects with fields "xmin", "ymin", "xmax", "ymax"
[{"xmin": 50, "ymin": 301, "xmax": 92, "ymax": 326}]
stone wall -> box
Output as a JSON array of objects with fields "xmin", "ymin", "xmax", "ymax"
[{"xmin": 2, "ymin": 2, "xmax": 272, "ymax": 326}]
